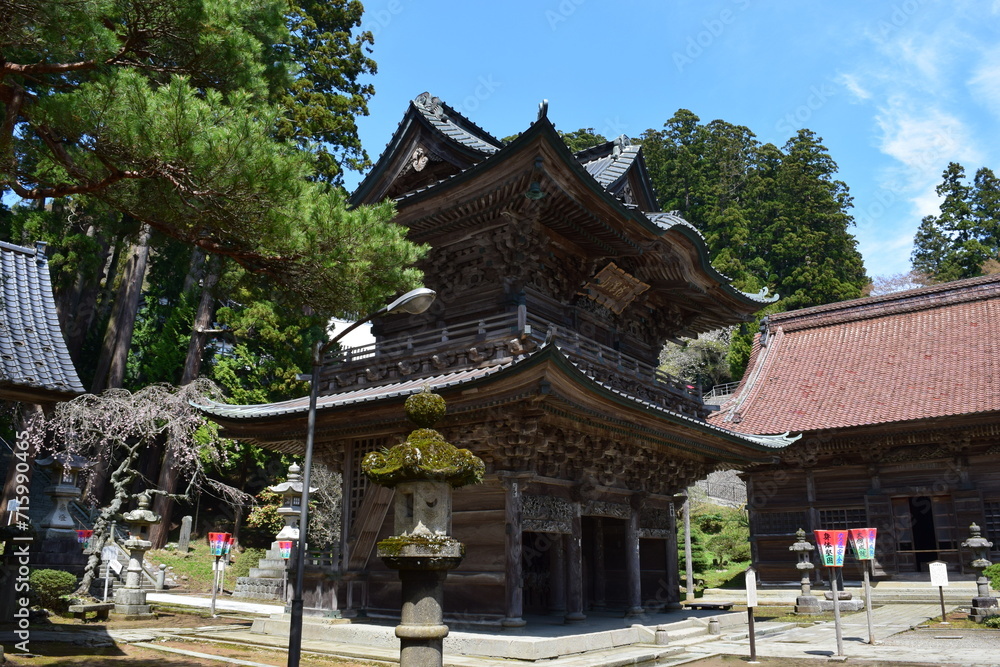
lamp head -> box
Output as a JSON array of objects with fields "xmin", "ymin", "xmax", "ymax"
[{"xmin": 385, "ymin": 287, "xmax": 436, "ymax": 315}]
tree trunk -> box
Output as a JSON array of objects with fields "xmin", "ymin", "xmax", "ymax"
[
  {"xmin": 75, "ymin": 446, "xmax": 140, "ymax": 596},
  {"xmin": 60, "ymin": 225, "xmax": 113, "ymax": 364},
  {"xmin": 149, "ymin": 255, "xmax": 219, "ymax": 548},
  {"xmin": 91, "ymin": 225, "xmax": 151, "ymax": 393}
]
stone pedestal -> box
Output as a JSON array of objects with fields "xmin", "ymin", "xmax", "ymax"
[
  {"xmin": 114, "ymin": 538, "xmax": 154, "ymax": 617},
  {"xmin": 970, "ymin": 596, "xmax": 999, "ymax": 623}
]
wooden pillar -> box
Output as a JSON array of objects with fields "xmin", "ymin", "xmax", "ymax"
[
  {"xmin": 592, "ymin": 518, "xmax": 607, "ymax": 609},
  {"xmin": 548, "ymin": 532, "xmax": 567, "ymax": 614},
  {"xmin": 500, "ymin": 474, "xmax": 527, "ymax": 627},
  {"xmin": 625, "ymin": 497, "xmax": 643, "ymax": 616},
  {"xmin": 565, "ymin": 501, "xmax": 586, "ymax": 623},
  {"xmin": 665, "ymin": 496, "xmax": 682, "ymax": 609}
]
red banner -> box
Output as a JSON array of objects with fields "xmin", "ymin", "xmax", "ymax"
[
  {"xmin": 847, "ymin": 527, "xmax": 877, "ymax": 560},
  {"xmin": 814, "ymin": 529, "xmax": 848, "ymax": 567}
]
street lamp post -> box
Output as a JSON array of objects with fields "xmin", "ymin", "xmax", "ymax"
[{"xmin": 287, "ymin": 288, "xmax": 436, "ymax": 667}]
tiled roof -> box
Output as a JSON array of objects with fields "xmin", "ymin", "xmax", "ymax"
[
  {"xmin": 711, "ymin": 274, "xmax": 1000, "ymax": 434},
  {"xmin": 411, "ymin": 93, "xmax": 503, "ymax": 155},
  {"xmin": 197, "ymin": 345, "xmax": 796, "ymax": 452},
  {"xmin": 577, "ymin": 136, "xmax": 641, "ymax": 187},
  {"xmin": 0, "ymin": 241, "xmax": 85, "ymax": 401}
]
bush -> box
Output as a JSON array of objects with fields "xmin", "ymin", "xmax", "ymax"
[
  {"xmin": 229, "ymin": 547, "xmax": 266, "ymax": 580},
  {"xmin": 983, "ymin": 615, "xmax": 1000, "ymax": 628},
  {"xmin": 29, "ymin": 569, "xmax": 77, "ymax": 612},
  {"xmin": 984, "ymin": 563, "xmax": 1000, "ymax": 592}
]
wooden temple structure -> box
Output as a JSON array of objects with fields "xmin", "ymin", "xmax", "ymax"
[
  {"xmin": 200, "ymin": 93, "xmax": 794, "ymax": 623},
  {"xmin": 712, "ymin": 275, "xmax": 1000, "ymax": 582}
]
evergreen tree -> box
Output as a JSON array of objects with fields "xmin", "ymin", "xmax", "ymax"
[
  {"xmin": 640, "ymin": 113, "xmax": 867, "ymax": 377},
  {"xmin": 912, "ymin": 163, "xmax": 1000, "ymax": 281}
]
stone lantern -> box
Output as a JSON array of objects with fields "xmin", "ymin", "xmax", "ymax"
[
  {"xmin": 961, "ymin": 522, "xmax": 998, "ymax": 622},
  {"xmin": 269, "ymin": 463, "xmax": 317, "ymax": 542},
  {"xmin": 114, "ymin": 492, "xmax": 161, "ymax": 618},
  {"xmin": 36, "ymin": 454, "xmax": 90, "ymax": 540},
  {"xmin": 790, "ymin": 528, "xmax": 821, "ymax": 615},
  {"xmin": 363, "ymin": 389, "xmax": 484, "ymax": 667}
]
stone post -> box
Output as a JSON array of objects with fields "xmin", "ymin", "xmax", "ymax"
[
  {"xmin": 363, "ymin": 389, "xmax": 485, "ymax": 667},
  {"xmin": 177, "ymin": 516, "xmax": 193, "ymax": 552},
  {"xmin": 114, "ymin": 493, "xmax": 161, "ymax": 618},
  {"xmin": 961, "ymin": 523, "xmax": 998, "ymax": 622},
  {"xmin": 790, "ymin": 528, "xmax": 821, "ymax": 614}
]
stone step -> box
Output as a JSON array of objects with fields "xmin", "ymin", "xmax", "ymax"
[
  {"xmin": 257, "ymin": 558, "xmax": 286, "ymax": 570},
  {"xmin": 249, "ymin": 567, "xmax": 285, "ymax": 579},
  {"xmin": 233, "ymin": 576, "xmax": 285, "ymax": 600}
]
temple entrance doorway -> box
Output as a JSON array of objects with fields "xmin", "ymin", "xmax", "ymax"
[
  {"xmin": 581, "ymin": 516, "xmax": 628, "ymax": 610},
  {"xmin": 891, "ymin": 495, "xmax": 958, "ymax": 571}
]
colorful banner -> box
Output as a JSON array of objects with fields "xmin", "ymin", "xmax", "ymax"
[
  {"xmin": 208, "ymin": 532, "xmax": 231, "ymax": 556},
  {"xmin": 278, "ymin": 540, "xmax": 293, "ymax": 559},
  {"xmin": 847, "ymin": 527, "xmax": 877, "ymax": 561},
  {"xmin": 75, "ymin": 529, "xmax": 94, "ymax": 548},
  {"xmin": 813, "ymin": 529, "xmax": 848, "ymax": 567}
]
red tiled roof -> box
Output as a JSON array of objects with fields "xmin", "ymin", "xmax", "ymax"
[{"xmin": 711, "ymin": 274, "xmax": 1000, "ymax": 434}]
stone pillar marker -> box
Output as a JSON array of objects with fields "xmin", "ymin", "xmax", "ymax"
[
  {"xmin": 177, "ymin": 515, "xmax": 193, "ymax": 552},
  {"xmin": 790, "ymin": 528, "xmax": 821, "ymax": 614},
  {"xmin": 961, "ymin": 522, "xmax": 998, "ymax": 622},
  {"xmin": 114, "ymin": 492, "xmax": 161, "ymax": 618},
  {"xmin": 362, "ymin": 389, "xmax": 484, "ymax": 667}
]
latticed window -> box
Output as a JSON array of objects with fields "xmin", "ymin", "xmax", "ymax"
[
  {"xmin": 984, "ymin": 502, "xmax": 1000, "ymax": 544},
  {"xmin": 819, "ymin": 508, "xmax": 866, "ymax": 530},
  {"xmin": 754, "ymin": 511, "xmax": 807, "ymax": 535},
  {"xmin": 349, "ymin": 437, "xmax": 386, "ymax": 525}
]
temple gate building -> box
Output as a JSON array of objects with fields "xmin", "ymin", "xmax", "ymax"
[
  {"xmin": 712, "ymin": 275, "xmax": 1000, "ymax": 582},
  {"xmin": 199, "ymin": 93, "xmax": 793, "ymax": 623}
]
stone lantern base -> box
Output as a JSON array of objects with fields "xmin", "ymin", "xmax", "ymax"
[
  {"xmin": 794, "ymin": 595, "xmax": 822, "ymax": 615},
  {"xmin": 970, "ymin": 596, "xmax": 999, "ymax": 622}
]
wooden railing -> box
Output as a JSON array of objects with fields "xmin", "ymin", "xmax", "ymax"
[{"xmin": 335, "ymin": 309, "xmax": 699, "ymax": 402}]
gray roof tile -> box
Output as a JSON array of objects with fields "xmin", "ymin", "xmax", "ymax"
[{"xmin": 0, "ymin": 241, "xmax": 85, "ymax": 399}]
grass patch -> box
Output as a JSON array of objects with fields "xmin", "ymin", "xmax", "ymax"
[
  {"xmin": 681, "ymin": 560, "xmax": 751, "ymax": 596},
  {"xmin": 146, "ymin": 544, "xmax": 216, "ymax": 592}
]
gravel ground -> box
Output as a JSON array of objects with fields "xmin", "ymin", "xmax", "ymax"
[{"xmin": 880, "ymin": 628, "xmax": 1000, "ymax": 651}]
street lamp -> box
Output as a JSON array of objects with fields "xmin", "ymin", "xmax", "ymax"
[{"xmin": 287, "ymin": 287, "xmax": 436, "ymax": 667}]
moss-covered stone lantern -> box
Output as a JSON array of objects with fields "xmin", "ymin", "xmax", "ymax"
[
  {"xmin": 961, "ymin": 522, "xmax": 998, "ymax": 621},
  {"xmin": 362, "ymin": 388, "xmax": 484, "ymax": 667}
]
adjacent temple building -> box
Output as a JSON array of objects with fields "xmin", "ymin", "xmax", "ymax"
[
  {"xmin": 200, "ymin": 93, "xmax": 793, "ymax": 623},
  {"xmin": 712, "ymin": 275, "xmax": 1000, "ymax": 582}
]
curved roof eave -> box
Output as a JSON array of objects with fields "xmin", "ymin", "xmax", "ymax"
[{"xmin": 194, "ymin": 344, "xmax": 797, "ymax": 458}]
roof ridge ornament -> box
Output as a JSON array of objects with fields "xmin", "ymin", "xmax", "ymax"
[{"xmin": 538, "ymin": 99, "xmax": 548, "ymax": 121}]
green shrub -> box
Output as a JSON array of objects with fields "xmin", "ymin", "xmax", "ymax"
[
  {"xmin": 29, "ymin": 569, "xmax": 77, "ymax": 612},
  {"xmin": 229, "ymin": 547, "xmax": 266, "ymax": 580},
  {"xmin": 678, "ymin": 525, "xmax": 713, "ymax": 574},
  {"xmin": 984, "ymin": 563, "xmax": 1000, "ymax": 592},
  {"xmin": 983, "ymin": 615, "xmax": 1000, "ymax": 628}
]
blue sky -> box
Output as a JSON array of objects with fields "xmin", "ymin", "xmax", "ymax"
[{"xmin": 345, "ymin": 0, "xmax": 1000, "ymax": 279}]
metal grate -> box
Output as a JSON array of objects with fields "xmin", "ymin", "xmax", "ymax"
[
  {"xmin": 984, "ymin": 502, "xmax": 1000, "ymax": 543},
  {"xmin": 349, "ymin": 437, "xmax": 386, "ymax": 526},
  {"xmin": 819, "ymin": 508, "xmax": 867, "ymax": 530},
  {"xmin": 754, "ymin": 511, "xmax": 806, "ymax": 535}
]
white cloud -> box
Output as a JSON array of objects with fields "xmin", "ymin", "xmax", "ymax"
[
  {"xmin": 967, "ymin": 46, "xmax": 1000, "ymax": 120},
  {"xmin": 836, "ymin": 72, "xmax": 871, "ymax": 102}
]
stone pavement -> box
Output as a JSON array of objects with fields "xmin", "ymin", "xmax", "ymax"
[
  {"xmin": 685, "ymin": 602, "xmax": 1000, "ymax": 666},
  {"xmin": 145, "ymin": 592, "xmax": 284, "ymax": 616}
]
